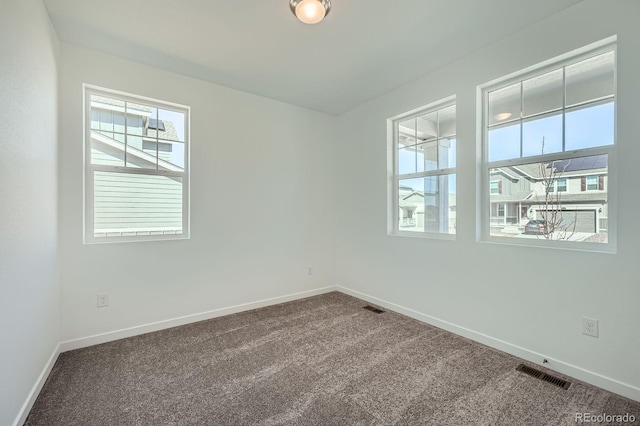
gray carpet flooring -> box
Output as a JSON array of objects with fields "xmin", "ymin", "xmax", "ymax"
[{"xmin": 26, "ymin": 292, "xmax": 640, "ymax": 425}]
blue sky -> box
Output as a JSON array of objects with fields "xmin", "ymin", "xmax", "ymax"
[
  {"xmin": 398, "ymin": 101, "xmax": 613, "ymax": 194},
  {"xmin": 488, "ymin": 102, "xmax": 614, "ymax": 162}
]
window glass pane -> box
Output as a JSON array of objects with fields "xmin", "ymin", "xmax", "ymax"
[
  {"xmin": 398, "ymin": 178, "xmax": 424, "ymax": 232},
  {"xmin": 488, "ymin": 122, "xmax": 520, "ymax": 162},
  {"xmin": 162, "ymin": 142, "xmax": 185, "ymax": 170},
  {"xmin": 126, "ymin": 115, "xmax": 144, "ymax": 137},
  {"xmin": 94, "ymin": 171, "xmax": 183, "ymax": 238},
  {"xmin": 438, "ymin": 138, "xmax": 456, "ymax": 169},
  {"xmin": 523, "ymin": 68, "xmax": 563, "ymax": 117},
  {"xmin": 126, "ymin": 103, "xmax": 151, "ymax": 136},
  {"xmin": 91, "ymin": 109, "xmax": 100, "ymax": 130},
  {"xmin": 522, "ymin": 113, "xmax": 562, "ymax": 157},
  {"xmin": 113, "ymin": 112, "xmax": 125, "ymax": 134},
  {"xmin": 398, "ymin": 176, "xmax": 455, "ymax": 234},
  {"xmin": 155, "ymin": 109, "xmax": 185, "ymax": 143},
  {"xmin": 438, "ymin": 105, "xmax": 456, "ymax": 139},
  {"xmin": 90, "ymin": 95, "xmax": 124, "ymax": 132},
  {"xmin": 397, "ymin": 145, "xmax": 416, "ymax": 175},
  {"xmin": 416, "ymin": 111, "xmax": 437, "ymax": 142},
  {"xmin": 488, "ymin": 83, "xmax": 520, "ymax": 126},
  {"xmin": 566, "ymin": 51, "xmax": 614, "ymax": 108},
  {"xmin": 423, "ymin": 175, "xmax": 456, "ymax": 234},
  {"xmin": 447, "ymin": 174, "xmax": 456, "ymax": 234},
  {"xmin": 98, "ymin": 110, "xmax": 114, "ymax": 132},
  {"xmin": 489, "ymin": 154, "xmax": 607, "ymax": 243},
  {"xmin": 398, "ymin": 118, "xmax": 416, "ymax": 144},
  {"xmin": 417, "ymin": 141, "xmax": 437, "ymax": 172},
  {"xmin": 565, "ymin": 101, "xmax": 614, "ymax": 150},
  {"xmin": 126, "ymin": 134, "xmax": 155, "ymax": 169},
  {"xmin": 91, "ymin": 134, "xmax": 124, "ymax": 166}
]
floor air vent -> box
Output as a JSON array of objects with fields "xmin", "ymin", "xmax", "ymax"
[
  {"xmin": 516, "ymin": 364, "xmax": 571, "ymax": 390},
  {"xmin": 363, "ymin": 305, "xmax": 385, "ymax": 314}
]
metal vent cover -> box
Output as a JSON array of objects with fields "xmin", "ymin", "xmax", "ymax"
[
  {"xmin": 363, "ymin": 305, "xmax": 385, "ymax": 314},
  {"xmin": 516, "ymin": 364, "xmax": 571, "ymax": 390}
]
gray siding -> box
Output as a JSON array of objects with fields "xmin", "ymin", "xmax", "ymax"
[{"xmin": 94, "ymin": 171, "xmax": 183, "ymax": 236}]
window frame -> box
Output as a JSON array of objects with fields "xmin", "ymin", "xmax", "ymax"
[
  {"xmin": 479, "ymin": 38, "xmax": 617, "ymax": 252},
  {"xmin": 388, "ymin": 96, "xmax": 457, "ymax": 239},
  {"xmin": 83, "ymin": 84, "xmax": 190, "ymax": 244},
  {"xmin": 490, "ymin": 180, "xmax": 501, "ymax": 195},
  {"xmin": 585, "ymin": 175, "xmax": 599, "ymax": 191}
]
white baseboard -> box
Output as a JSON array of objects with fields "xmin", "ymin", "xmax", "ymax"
[
  {"xmin": 13, "ymin": 343, "xmax": 61, "ymax": 426},
  {"xmin": 59, "ymin": 286, "xmax": 337, "ymax": 352},
  {"xmin": 336, "ymin": 285, "xmax": 640, "ymax": 402}
]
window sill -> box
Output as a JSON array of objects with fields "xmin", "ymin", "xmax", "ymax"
[
  {"xmin": 84, "ymin": 233, "xmax": 190, "ymax": 245},
  {"xmin": 388, "ymin": 231, "xmax": 456, "ymax": 241},
  {"xmin": 479, "ymin": 235, "xmax": 616, "ymax": 254}
]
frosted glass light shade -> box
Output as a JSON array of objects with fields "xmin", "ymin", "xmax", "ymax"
[{"xmin": 290, "ymin": 0, "xmax": 331, "ymax": 25}]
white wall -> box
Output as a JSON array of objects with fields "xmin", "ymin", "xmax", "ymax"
[
  {"xmin": 336, "ymin": 0, "xmax": 640, "ymax": 399},
  {"xmin": 0, "ymin": 0, "xmax": 59, "ymax": 424},
  {"xmin": 57, "ymin": 44, "xmax": 336, "ymax": 342}
]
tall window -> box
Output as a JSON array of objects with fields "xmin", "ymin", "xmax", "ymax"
[
  {"xmin": 481, "ymin": 39, "xmax": 615, "ymax": 249},
  {"xmin": 84, "ymin": 86, "xmax": 189, "ymax": 243},
  {"xmin": 390, "ymin": 98, "xmax": 456, "ymax": 237}
]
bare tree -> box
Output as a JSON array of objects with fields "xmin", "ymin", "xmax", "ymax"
[{"xmin": 535, "ymin": 138, "xmax": 577, "ymax": 240}]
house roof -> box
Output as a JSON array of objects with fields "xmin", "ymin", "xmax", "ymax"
[
  {"xmin": 509, "ymin": 155, "xmax": 608, "ymax": 180},
  {"xmin": 146, "ymin": 120, "xmax": 180, "ymax": 142},
  {"xmin": 490, "ymin": 191, "xmax": 535, "ymax": 203},
  {"xmin": 91, "ymin": 131, "xmax": 182, "ymax": 172},
  {"xmin": 526, "ymin": 192, "xmax": 608, "ymax": 204},
  {"xmin": 491, "ymin": 191, "xmax": 607, "ymax": 204}
]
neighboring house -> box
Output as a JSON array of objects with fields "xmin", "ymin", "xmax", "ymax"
[
  {"xmin": 490, "ymin": 155, "xmax": 608, "ymax": 234},
  {"xmin": 90, "ymin": 96, "xmax": 183, "ymax": 237},
  {"xmin": 399, "ymin": 186, "xmax": 456, "ymax": 234}
]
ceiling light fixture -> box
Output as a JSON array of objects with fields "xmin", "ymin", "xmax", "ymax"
[
  {"xmin": 290, "ymin": 0, "xmax": 331, "ymax": 25},
  {"xmin": 494, "ymin": 112, "xmax": 512, "ymax": 121}
]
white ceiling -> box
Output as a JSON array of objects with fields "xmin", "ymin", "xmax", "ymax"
[{"xmin": 43, "ymin": 0, "xmax": 582, "ymax": 116}]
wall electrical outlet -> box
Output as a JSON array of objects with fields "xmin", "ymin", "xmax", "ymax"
[
  {"xmin": 582, "ymin": 317, "xmax": 598, "ymax": 337},
  {"xmin": 97, "ymin": 292, "xmax": 109, "ymax": 308},
  {"xmin": 307, "ymin": 266, "xmax": 313, "ymax": 276}
]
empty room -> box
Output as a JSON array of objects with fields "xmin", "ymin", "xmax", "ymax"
[{"xmin": 2, "ymin": 0, "xmax": 640, "ymax": 424}]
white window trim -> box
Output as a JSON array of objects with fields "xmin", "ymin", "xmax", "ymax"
[
  {"xmin": 478, "ymin": 37, "xmax": 617, "ymax": 253},
  {"xmin": 83, "ymin": 84, "xmax": 191, "ymax": 244},
  {"xmin": 387, "ymin": 96, "xmax": 456, "ymax": 240}
]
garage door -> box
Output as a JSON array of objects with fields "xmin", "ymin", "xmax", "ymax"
[{"xmin": 566, "ymin": 210, "xmax": 596, "ymax": 233}]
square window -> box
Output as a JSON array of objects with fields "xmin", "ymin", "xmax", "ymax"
[
  {"xmin": 85, "ymin": 86, "xmax": 190, "ymax": 243},
  {"xmin": 490, "ymin": 181, "xmax": 501, "ymax": 194},
  {"xmin": 556, "ymin": 178, "xmax": 567, "ymax": 192}
]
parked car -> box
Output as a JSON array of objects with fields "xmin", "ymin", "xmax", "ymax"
[{"xmin": 524, "ymin": 220, "xmax": 548, "ymax": 234}]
